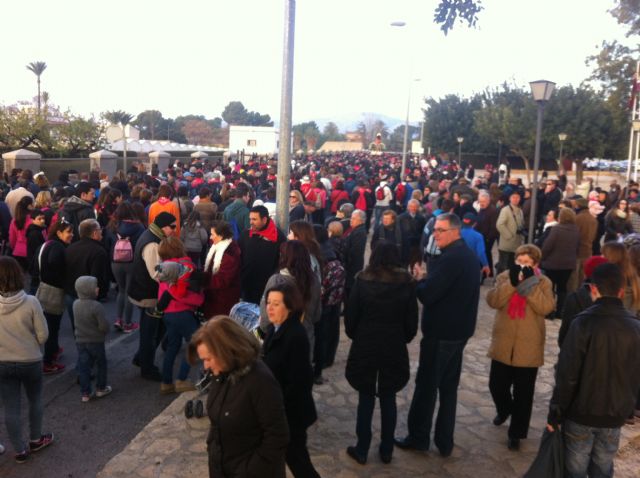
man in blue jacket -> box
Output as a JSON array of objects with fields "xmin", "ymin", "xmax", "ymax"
[{"xmin": 395, "ymin": 212, "xmax": 480, "ymax": 457}]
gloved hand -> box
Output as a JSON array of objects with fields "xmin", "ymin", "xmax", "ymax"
[
  {"xmin": 509, "ymin": 264, "xmax": 521, "ymax": 287},
  {"xmin": 156, "ymin": 290, "xmax": 173, "ymax": 312},
  {"xmin": 521, "ymin": 266, "xmax": 535, "ymax": 280}
]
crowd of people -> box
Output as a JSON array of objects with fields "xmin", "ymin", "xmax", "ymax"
[{"xmin": 0, "ymin": 151, "xmax": 639, "ymax": 477}]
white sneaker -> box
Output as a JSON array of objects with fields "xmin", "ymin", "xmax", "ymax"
[{"xmin": 95, "ymin": 386, "xmax": 112, "ymax": 398}]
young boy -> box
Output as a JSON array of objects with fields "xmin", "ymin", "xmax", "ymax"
[{"xmin": 73, "ymin": 276, "xmax": 112, "ymax": 402}]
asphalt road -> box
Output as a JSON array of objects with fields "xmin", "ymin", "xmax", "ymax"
[{"xmin": 0, "ymin": 292, "xmax": 182, "ymax": 478}]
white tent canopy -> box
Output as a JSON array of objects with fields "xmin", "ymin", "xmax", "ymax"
[{"xmin": 108, "ymin": 139, "xmax": 225, "ymax": 154}]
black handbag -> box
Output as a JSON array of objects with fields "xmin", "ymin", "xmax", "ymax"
[{"xmin": 523, "ymin": 429, "xmax": 564, "ymax": 478}]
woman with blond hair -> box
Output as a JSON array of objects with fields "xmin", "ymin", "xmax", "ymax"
[
  {"xmin": 602, "ymin": 241, "xmax": 640, "ymax": 315},
  {"xmin": 487, "ymin": 244, "xmax": 555, "ymax": 451}
]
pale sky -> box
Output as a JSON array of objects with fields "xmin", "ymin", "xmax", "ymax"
[{"xmin": 0, "ymin": 0, "xmax": 633, "ymax": 127}]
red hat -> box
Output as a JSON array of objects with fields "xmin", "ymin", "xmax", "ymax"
[{"xmin": 583, "ymin": 256, "xmax": 608, "ymax": 279}]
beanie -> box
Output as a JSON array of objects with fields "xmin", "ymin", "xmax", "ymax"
[{"xmin": 154, "ymin": 212, "xmax": 176, "ymax": 228}]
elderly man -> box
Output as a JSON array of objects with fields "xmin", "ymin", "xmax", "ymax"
[
  {"xmin": 496, "ymin": 191, "xmax": 525, "ymax": 274},
  {"xmin": 343, "ymin": 209, "xmax": 367, "ymax": 302},
  {"xmin": 475, "ymin": 191, "xmax": 499, "ymax": 279},
  {"xmin": 399, "ymin": 199, "xmax": 427, "ymax": 270},
  {"xmin": 129, "ymin": 212, "xmax": 178, "ymax": 381},
  {"xmin": 64, "ymin": 219, "xmax": 110, "ymax": 328},
  {"xmin": 396, "ymin": 213, "xmax": 481, "ymax": 457}
]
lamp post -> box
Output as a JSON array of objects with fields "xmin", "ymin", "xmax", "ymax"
[
  {"xmin": 632, "ymin": 119, "xmax": 640, "ymax": 182},
  {"xmin": 558, "ymin": 133, "xmax": 567, "ymax": 172},
  {"xmin": 457, "ymin": 136, "xmax": 464, "ymax": 164},
  {"xmin": 527, "ymin": 80, "xmax": 556, "ymax": 244},
  {"xmin": 401, "ymin": 78, "xmax": 421, "ymax": 178},
  {"xmin": 276, "ymin": 0, "xmax": 296, "ymax": 232}
]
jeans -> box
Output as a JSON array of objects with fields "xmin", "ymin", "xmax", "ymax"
[
  {"xmin": 162, "ymin": 311, "xmax": 199, "ymax": 384},
  {"xmin": 0, "ymin": 361, "xmax": 43, "ymax": 453},
  {"xmin": 406, "ymin": 337, "xmax": 467, "ymax": 453},
  {"xmin": 64, "ymin": 293, "xmax": 77, "ymax": 331},
  {"xmin": 43, "ymin": 312, "xmax": 62, "ymax": 364},
  {"xmin": 111, "ymin": 262, "xmax": 135, "ymax": 325},
  {"xmin": 488, "ymin": 360, "xmax": 538, "ymax": 439},
  {"xmin": 77, "ymin": 343, "xmax": 107, "ymax": 395},
  {"xmin": 355, "ymin": 391, "xmax": 397, "ymax": 457},
  {"xmin": 563, "ymin": 420, "xmax": 620, "ymax": 478}
]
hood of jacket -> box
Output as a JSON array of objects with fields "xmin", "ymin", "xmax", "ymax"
[
  {"xmin": 75, "ymin": 275, "xmax": 98, "ymax": 299},
  {"xmin": 117, "ymin": 220, "xmax": 144, "ymax": 237},
  {"xmin": 65, "ymin": 195, "xmax": 93, "ymax": 212},
  {"xmin": 0, "ymin": 290, "xmax": 28, "ymax": 314}
]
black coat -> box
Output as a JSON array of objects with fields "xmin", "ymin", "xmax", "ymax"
[
  {"xmin": 206, "ymin": 360, "xmax": 289, "ymax": 478},
  {"xmin": 64, "ymin": 238, "xmax": 109, "ymax": 299},
  {"xmin": 38, "ymin": 238, "xmax": 67, "ymax": 289},
  {"xmin": 558, "ymin": 283, "xmax": 592, "ymax": 348},
  {"xmin": 263, "ymin": 317, "xmax": 317, "ymax": 431},
  {"xmin": 549, "ymin": 297, "xmax": 640, "ymax": 428},
  {"xmin": 345, "ymin": 267, "xmax": 418, "ymax": 395},
  {"xmin": 238, "ymin": 224, "xmax": 286, "ymax": 304},
  {"xmin": 417, "ymin": 238, "xmax": 480, "ymax": 340},
  {"xmin": 344, "ymin": 224, "xmax": 367, "ymax": 289}
]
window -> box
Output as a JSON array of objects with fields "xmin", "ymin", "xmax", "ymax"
[{"xmin": 247, "ymin": 139, "xmax": 257, "ymax": 147}]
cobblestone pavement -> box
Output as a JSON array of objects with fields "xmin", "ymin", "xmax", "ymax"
[{"xmin": 99, "ymin": 284, "xmax": 640, "ymax": 478}]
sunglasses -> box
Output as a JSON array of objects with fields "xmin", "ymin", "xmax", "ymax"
[{"xmin": 169, "ymin": 224, "xmax": 177, "ymax": 229}]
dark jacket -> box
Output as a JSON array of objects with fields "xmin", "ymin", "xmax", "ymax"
[
  {"xmin": 417, "ymin": 238, "xmax": 480, "ymax": 340},
  {"xmin": 238, "ymin": 222, "xmax": 286, "ymax": 304},
  {"xmin": 206, "ymin": 360, "xmax": 289, "ymax": 478},
  {"xmin": 38, "ymin": 238, "xmax": 67, "ymax": 289},
  {"xmin": 476, "ymin": 204, "xmax": 499, "ymax": 243},
  {"xmin": 371, "ymin": 223, "xmax": 404, "ymax": 260},
  {"xmin": 263, "ymin": 317, "xmax": 317, "ymax": 431},
  {"xmin": 203, "ymin": 241, "xmax": 242, "ymax": 317},
  {"xmin": 548, "ymin": 297, "xmax": 640, "ymax": 428},
  {"xmin": 345, "ymin": 267, "xmax": 418, "ymax": 395},
  {"xmin": 64, "ymin": 238, "xmax": 109, "ymax": 299},
  {"xmin": 540, "ymin": 223, "xmax": 580, "ymax": 271},
  {"xmin": 398, "ymin": 211, "xmax": 427, "ymax": 248},
  {"xmin": 289, "ymin": 204, "xmax": 305, "ymax": 222},
  {"xmin": 128, "ymin": 228, "xmax": 163, "ymax": 302},
  {"xmin": 604, "ymin": 209, "xmax": 633, "ymax": 242},
  {"xmin": 26, "ymin": 223, "xmax": 46, "ymax": 275},
  {"xmin": 559, "ymin": 283, "xmax": 592, "ymax": 348},
  {"xmin": 344, "ymin": 224, "xmax": 367, "ymax": 289},
  {"xmin": 61, "ymin": 196, "xmax": 96, "ymax": 241}
]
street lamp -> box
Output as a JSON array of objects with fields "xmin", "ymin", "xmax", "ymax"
[
  {"xmin": 401, "ymin": 78, "xmax": 421, "ymax": 178},
  {"xmin": 632, "ymin": 119, "xmax": 640, "ymax": 182},
  {"xmin": 558, "ymin": 133, "xmax": 567, "ymax": 171},
  {"xmin": 527, "ymin": 79, "xmax": 556, "ymax": 244},
  {"xmin": 457, "ymin": 136, "xmax": 464, "ymax": 163}
]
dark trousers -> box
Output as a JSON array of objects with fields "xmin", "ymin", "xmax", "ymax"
[
  {"xmin": 321, "ymin": 304, "xmax": 341, "ymax": 368},
  {"xmin": 162, "ymin": 311, "xmax": 199, "ymax": 384},
  {"xmin": 136, "ymin": 307, "xmax": 164, "ymax": 375},
  {"xmin": 484, "ymin": 238, "xmax": 495, "ymax": 276},
  {"xmin": 43, "ymin": 312, "xmax": 62, "ymax": 365},
  {"xmin": 77, "ymin": 343, "xmax": 107, "ymax": 395},
  {"xmin": 544, "ymin": 268, "xmax": 572, "ymax": 317},
  {"xmin": 286, "ymin": 426, "xmax": 320, "ymax": 478},
  {"xmin": 355, "ymin": 391, "xmax": 397, "ymax": 456},
  {"xmin": 407, "ymin": 338, "xmax": 467, "ymax": 453},
  {"xmin": 497, "ymin": 250, "xmax": 515, "ymax": 275},
  {"xmin": 488, "ymin": 360, "xmax": 538, "ymax": 439}
]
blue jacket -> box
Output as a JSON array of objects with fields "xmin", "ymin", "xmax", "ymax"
[
  {"xmin": 416, "ymin": 238, "xmax": 480, "ymax": 341},
  {"xmin": 460, "ymin": 226, "xmax": 487, "ymax": 268}
]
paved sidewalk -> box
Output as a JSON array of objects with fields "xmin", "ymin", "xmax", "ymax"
[{"xmin": 98, "ymin": 284, "xmax": 640, "ymax": 478}]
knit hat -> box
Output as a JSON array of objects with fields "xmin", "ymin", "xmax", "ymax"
[
  {"xmin": 583, "ymin": 256, "xmax": 608, "ymax": 279},
  {"xmin": 154, "ymin": 212, "xmax": 176, "ymax": 228}
]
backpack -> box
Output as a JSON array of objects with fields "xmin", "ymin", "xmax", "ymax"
[
  {"xmin": 305, "ymin": 188, "xmax": 322, "ymax": 209},
  {"xmin": 355, "ymin": 189, "xmax": 368, "ymax": 211},
  {"xmin": 113, "ymin": 234, "xmax": 134, "ymax": 263},
  {"xmin": 376, "ymin": 186, "xmax": 385, "ymax": 201},
  {"xmin": 395, "ymin": 183, "xmax": 406, "ymax": 203},
  {"xmin": 322, "ymin": 259, "xmax": 346, "ymax": 306}
]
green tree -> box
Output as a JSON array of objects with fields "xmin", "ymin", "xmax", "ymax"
[
  {"xmin": 388, "ymin": 124, "xmax": 420, "ymax": 152},
  {"xmin": 609, "ymin": 0, "xmax": 640, "ymax": 37},
  {"xmin": 0, "ymin": 105, "xmax": 47, "ymax": 151},
  {"xmin": 293, "ymin": 121, "xmax": 320, "ymax": 151},
  {"xmin": 434, "ymin": 0, "xmax": 483, "ymax": 35},
  {"xmin": 134, "ymin": 110, "xmax": 165, "ymax": 140},
  {"xmin": 26, "ymin": 61, "xmax": 47, "ymax": 116},
  {"xmin": 222, "ymin": 101, "xmax": 248, "ymax": 125},
  {"xmin": 57, "ymin": 115, "xmax": 105, "ymax": 156},
  {"xmin": 103, "ymin": 110, "xmax": 134, "ymax": 126}
]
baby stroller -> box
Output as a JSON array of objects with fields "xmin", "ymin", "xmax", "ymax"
[{"xmin": 184, "ymin": 302, "xmax": 261, "ymax": 419}]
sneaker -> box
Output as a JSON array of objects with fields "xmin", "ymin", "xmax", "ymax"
[
  {"xmin": 175, "ymin": 380, "xmax": 196, "ymax": 393},
  {"xmin": 43, "ymin": 363, "xmax": 65, "ymax": 375},
  {"xmin": 95, "ymin": 386, "xmax": 113, "ymax": 398},
  {"xmin": 29, "ymin": 433, "xmax": 54, "ymax": 452},
  {"xmin": 114, "ymin": 319, "xmax": 123, "ymax": 331},
  {"xmin": 15, "ymin": 450, "xmax": 29, "ymax": 463},
  {"xmin": 122, "ymin": 322, "xmax": 140, "ymax": 334},
  {"xmin": 160, "ymin": 383, "xmax": 176, "ymax": 395},
  {"xmin": 81, "ymin": 394, "xmax": 91, "ymax": 403},
  {"xmin": 52, "ymin": 347, "xmax": 64, "ymax": 361}
]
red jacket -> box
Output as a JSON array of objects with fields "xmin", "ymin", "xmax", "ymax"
[{"xmin": 203, "ymin": 241, "xmax": 242, "ymax": 318}]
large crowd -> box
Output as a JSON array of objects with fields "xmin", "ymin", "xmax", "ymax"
[{"xmin": 0, "ymin": 151, "xmax": 639, "ymax": 477}]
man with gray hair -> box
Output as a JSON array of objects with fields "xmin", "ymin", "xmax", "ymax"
[
  {"xmin": 344, "ymin": 209, "xmax": 367, "ymax": 304},
  {"xmin": 396, "ymin": 212, "xmax": 481, "ymax": 457},
  {"xmin": 399, "ymin": 199, "xmax": 427, "ymax": 270},
  {"xmin": 64, "ymin": 218, "xmax": 109, "ymax": 328},
  {"xmin": 475, "ymin": 190, "xmax": 499, "ymax": 280},
  {"xmin": 324, "ymin": 202, "xmax": 353, "ymax": 233}
]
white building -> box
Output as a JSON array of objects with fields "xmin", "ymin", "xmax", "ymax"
[{"xmin": 228, "ymin": 125, "xmax": 279, "ymax": 156}]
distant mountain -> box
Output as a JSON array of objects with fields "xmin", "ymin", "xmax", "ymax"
[{"xmin": 279, "ymin": 112, "xmax": 405, "ymax": 133}]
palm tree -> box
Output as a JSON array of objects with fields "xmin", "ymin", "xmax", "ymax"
[
  {"xmin": 26, "ymin": 61, "xmax": 47, "ymax": 115},
  {"xmin": 103, "ymin": 110, "xmax": 134, "ymax": 126}
]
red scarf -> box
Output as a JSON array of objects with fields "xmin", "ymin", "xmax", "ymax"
[
  {"xmin": 507, "ymin": 267, "xmax": 541, "ymax": 320},
  {"xmin": 249, "ymin": 218, "xmax": 278, "ymax": 242}
]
